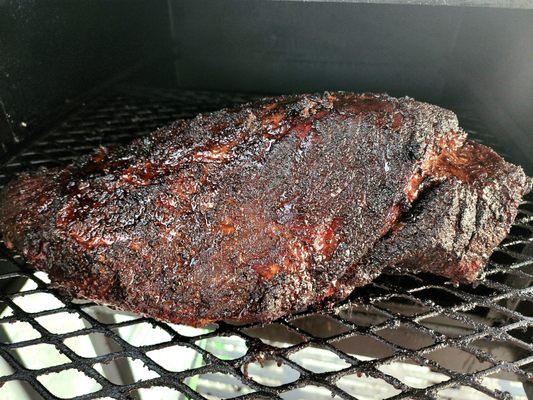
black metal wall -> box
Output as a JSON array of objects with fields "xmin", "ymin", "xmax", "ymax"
[
  {"xmin": 170, "ymin": 0, "xmax": 533, "ymax": 169},
  {"xmin": 1, "ymin": 0, "xmax": 531, "ymax": 167},
  {"xmin": 0, "ymin": 0, "xmax": 172, "ymax": 151}
]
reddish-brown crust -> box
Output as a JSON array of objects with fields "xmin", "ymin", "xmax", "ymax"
[
  {"xmin": 0, "ymin": 92, "xmax": 529, "ymax": 326},
  {"xmin": 343, "ymin": 140, "xmax": 530, "ymax": 289}
]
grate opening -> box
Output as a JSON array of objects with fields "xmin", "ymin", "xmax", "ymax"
[
  {"xmin": 377, "ymin": 358, "xmax": 451, "ymax": 389},
  {"xmin": 288, "ymin": 345, "xmax": 351, "ymax": 374},
  {"xmin": 424, "ymin": 347, "xmax": 493, "ymax": 374},
  {"xmin": 244, "ymin": 359, "xmax": 300, "ymax": 387},
  {"xmin": 331, "ymin": 333, "xmax": 395, "ymax": 360},
  {"xmin": 185, "ymin": 371, "xmax": 254, "ymax": 399},
  {"xmin": 241, "ymin": 323, "xmax": 307, "ymax": 349},
  {"xmin": 112, "ymin": 323, "xmax": 173, "ymax": 347},
  {"xmin": 289, "ymin": 314, "xmax": 350, "ymax": 339},
  {"xmin": 199, "ymin": 335, "xmax": 248, "ymax": 361},
  {"xmin": 281, "ymin": 385, "xmax": 342, "ymax": 400},
  {"xmin": 11, "ymin": 293, "xmax": 65, "ymax": 314},
  {"xmin": 375, "ymin": 324, "xmax": 436, "ymax": 351},
  {"xmin": 130, "ymin": 386, "xmax": 185, "ymax": 400},
  {"xmin": 336, "ymin": 374, "xmax": 402, "ymax": 400},
  {"xmin": 0, "ymin": 86, "xmax": 531, "ymax": 400},
  {"xmin": 146, "ymin": 344, "xmax": 205, "ymax": 373},
  {"xmin": 0, "ymin": 380, "xmax": 46, "ymax": 400},
  {"xmin": 37, "ymin": 369, "xmax": 103, "ymax": 398},
  {"xmin": 35, "ymin": 311, "xmax": 89, "ymax": 335},
  {"xmin": 63, "ymin": 332, "xmax": 122, "ymax": 359},
  {"xmin": 9, "ymin": 343, "xmax": 70, "ymax": 370}
]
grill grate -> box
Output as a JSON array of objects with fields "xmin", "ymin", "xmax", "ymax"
[{"xmin": 0, "ymin": 87, "xmax": 531, "ymax": 400}]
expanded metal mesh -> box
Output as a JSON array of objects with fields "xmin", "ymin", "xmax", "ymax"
[{"xmin": 0, "ymin": 87, "xmax": 531, "ymax": 400}]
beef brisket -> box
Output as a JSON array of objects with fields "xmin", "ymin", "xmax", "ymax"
[{"xmin": 0, "ymin": 93, "xmax": 530, "ymax": 326}]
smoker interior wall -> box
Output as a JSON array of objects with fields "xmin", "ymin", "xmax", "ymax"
[
  {"xmin": 171, "ymin": 2, "xmax": 532, "ymax": 103},
  {"xmin": 0, "ymin": 0, "xmax": 531, "ymax": 168},
  {"xmin": 171, "ymin": 0, "xmax": 532, "ymax": 168},
  {"xmin": 172, "ymin": 1, "xmax": 459, "ymax": 100},
  {"xmin": 452, "ymin": 8, "xmax": 533, "ymax": 144},
  {"xmin": 0, "ymin": 0, "xmax": 172, "ymax": 150}
]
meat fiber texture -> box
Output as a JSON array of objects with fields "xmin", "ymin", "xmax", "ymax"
[{"xmin": 0, "ymin": 93, "xmax": 530, "ymax": 326}]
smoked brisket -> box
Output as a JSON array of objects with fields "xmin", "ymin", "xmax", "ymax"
[{"xmin": 0, "ymin": 93, "xmax": 530, "ymax": 326}]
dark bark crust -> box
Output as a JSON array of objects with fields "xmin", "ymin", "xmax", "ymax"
[{"xmin": 0, "ymin": 92, "xmax": 530, "ymax": 326}]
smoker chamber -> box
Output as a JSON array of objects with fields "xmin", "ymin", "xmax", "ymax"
[{"xmin": 0, "ymin": 85, "xmax": 531, "ymax": 400}]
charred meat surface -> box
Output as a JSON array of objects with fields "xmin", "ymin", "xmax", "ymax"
[
  {"xmin": 338, "ymin": 140, "xmax": 531, "ymax": 298},
  {"xmin": 0, "ymin": 92, "xmax": 530, "ymax": 326}
]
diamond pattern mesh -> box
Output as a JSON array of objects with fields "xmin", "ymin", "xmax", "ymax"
[{"xmin": 0, "ymin": 87, "xmax": 531, "ymax": 400}]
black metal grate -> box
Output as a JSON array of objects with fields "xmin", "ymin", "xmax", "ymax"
[{"xmin": 0, "ymin": 87, "xmax": 531, "ymax": 400}]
